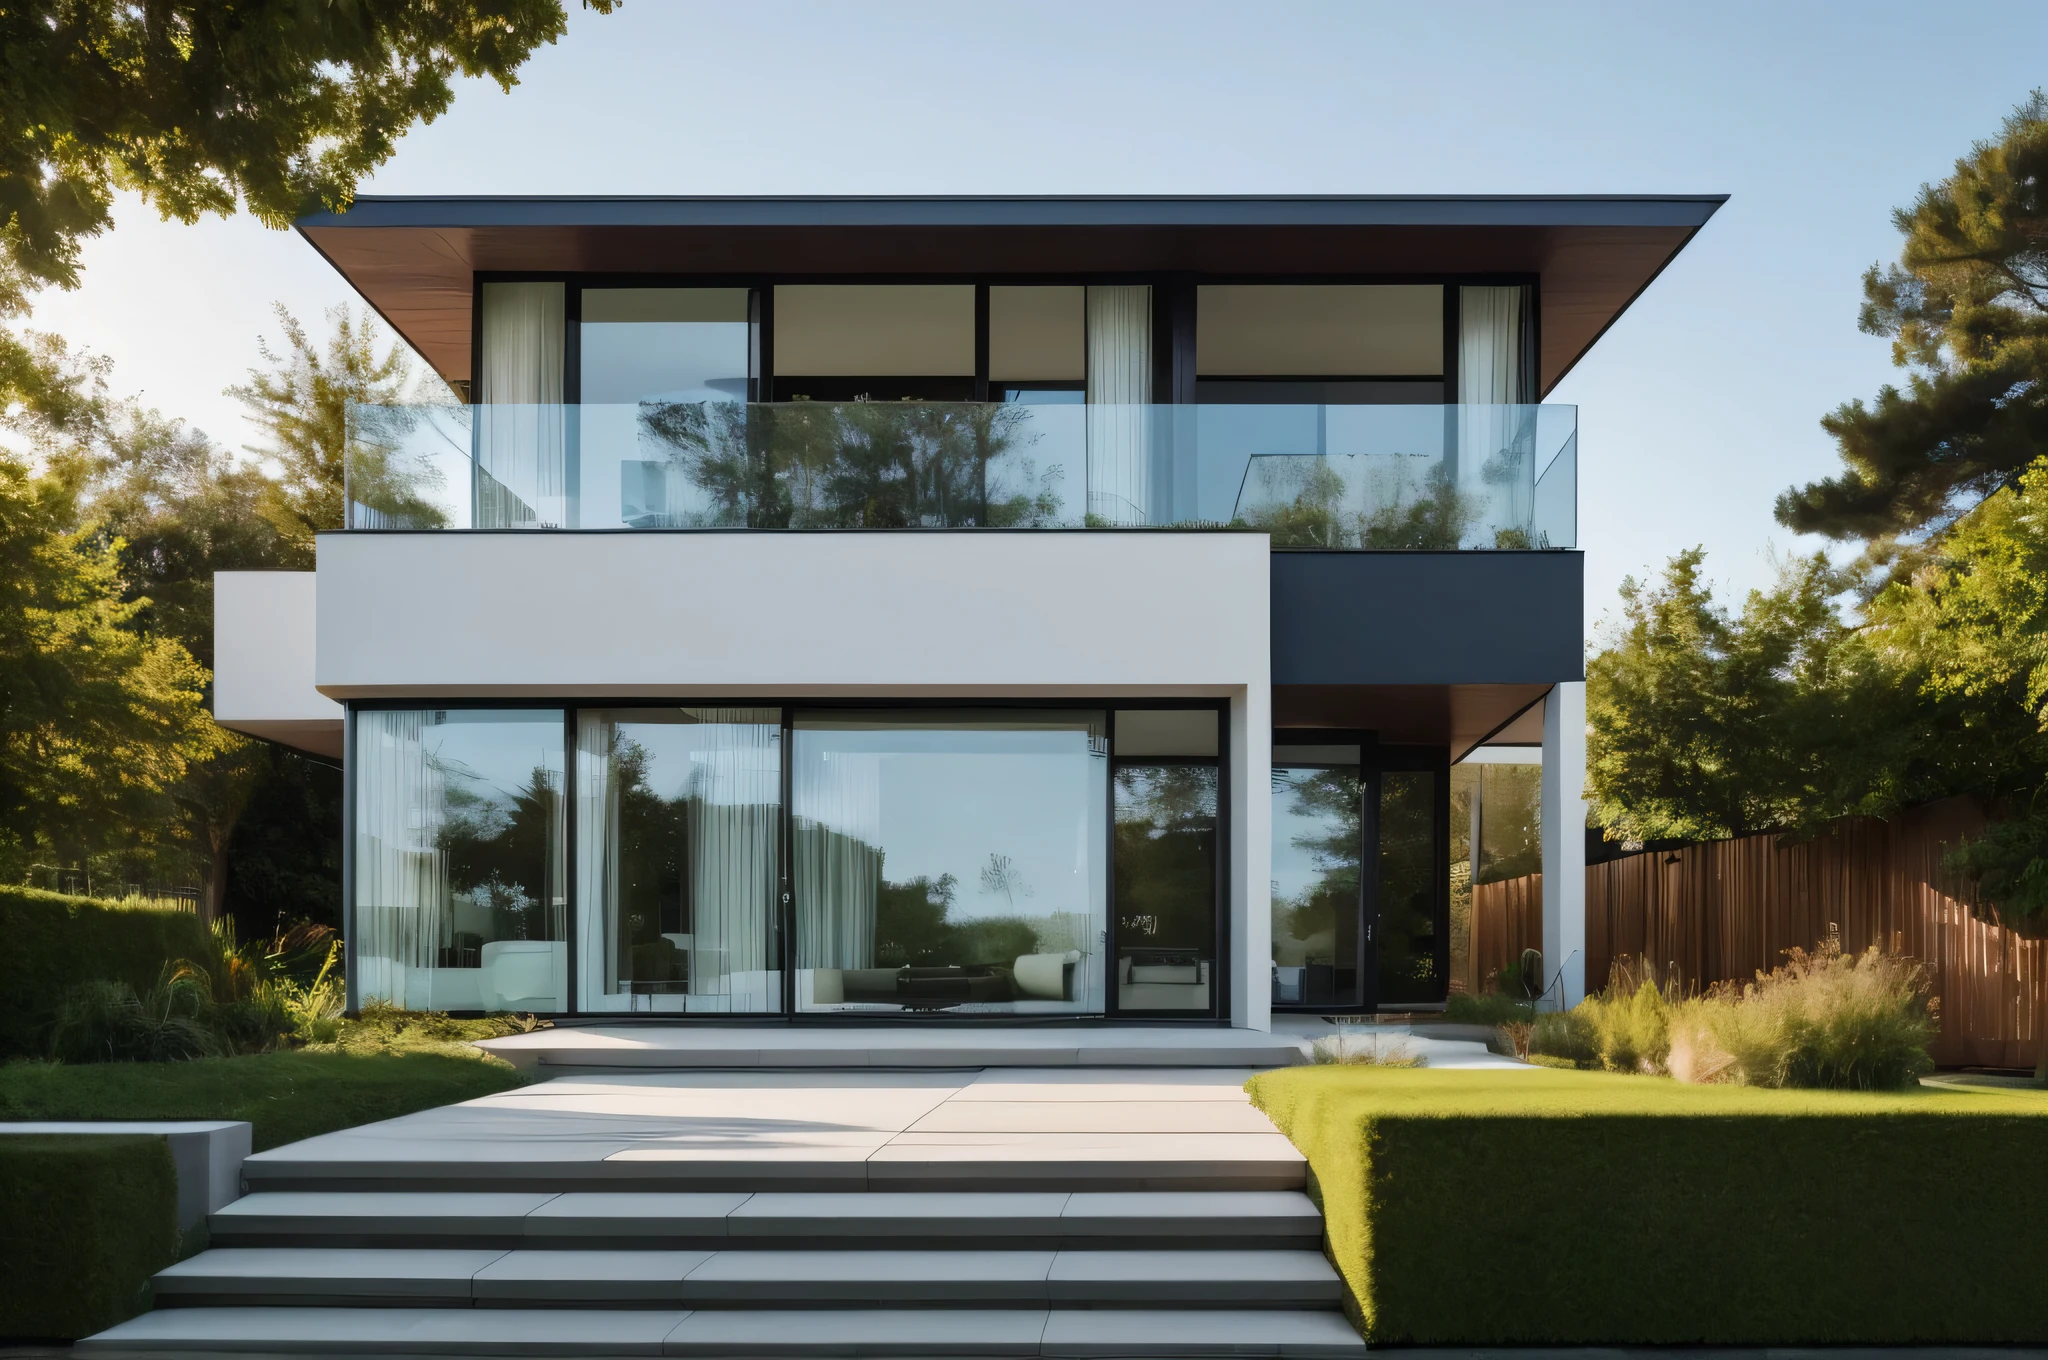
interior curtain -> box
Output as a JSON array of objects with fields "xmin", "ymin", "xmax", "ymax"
[
  {"xmin": 573, "ymin": 713, "xmax": 621, "ymax": 998},
  {"xmin": 1085, "ymin": 285, "xmax": 1153, "ymax": 525},
  {"xmin": 353, "ymin": 711, "xmax": 447, "ymax": 1009},
  {"xmin": 1457, "ymin": 285, "xmax": 1531, "ymax": 540},
  {"xmin": 477, "ymin": 281, "xmax": 567, "ymax": 528},
  {"xmin": 792, "ymin": 747, "xmax": 882, "ymax": 970},
  {"xmin": 685, "ymin": 710, "xmax": 782, "ymax": 998}
]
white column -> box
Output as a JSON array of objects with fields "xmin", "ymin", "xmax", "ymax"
[
  {"xmin": 1540, "ymin": 681, "xmax": 1587, "ymax": 1008},
  {"xmin": 1231, "ymin": 685, "xmax": 1272, "ymax": 1031}
]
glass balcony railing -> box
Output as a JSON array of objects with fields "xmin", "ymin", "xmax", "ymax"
[{"xmin": 344, "ymin": 401, "xmax": 1576, "ymax": 549}]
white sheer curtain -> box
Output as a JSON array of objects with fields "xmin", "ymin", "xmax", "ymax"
[
  {"xmin": 1085, "ymin": 285, "xmax": 1152, "ymax": 525},
  {"xmin": 1458, "ymin": 285, "xmax": 1531, "ymax": 540},
  {"xmin": 792, "ymin": 746, "xmax": 882, "ymax": 970},
  {"xmin": 686, "ymin": 711, "xmax": 781, "ymax": 1005},
  {"xmin": 573, "ymin": 714, "xmax": 621, "ymax": 1005},
  {"xmin": 353, "ymin": 711, "xmax": 447, "ymax": 1009},
  {"xmin": 477, "ymin": 281, "xmax": 567, "ymax": 528},
  {"xmin": 575, "ymin": 710, "xmax": 781, "ymax": 1013}
]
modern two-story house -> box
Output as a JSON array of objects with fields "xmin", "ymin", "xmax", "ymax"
[{"xmin": 213, "ymin": 194, "xmax": 1720, "ymax": 1031}]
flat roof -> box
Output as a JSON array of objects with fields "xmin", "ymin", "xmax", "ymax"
[{"xmin": 297, "ymin": 193, "xmax": 1725, "ymax": 395}]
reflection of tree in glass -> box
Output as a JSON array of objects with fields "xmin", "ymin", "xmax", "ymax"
[
  {"xmin": 344, "ymin": 403, "xmax": 458, "ymax": 530},
  {"xmin": 979, "ymin": 853, "xmax": 1035, "ymax": 909},
  {"xmin": 604, "ymin": 736, "xmax": 684, "ymax": 956},
  {"xmin": 1114, "ymin": 766, "xmax": 1217, "ymax": 950},
  {"xmin": 872, "ymin": 870, "xmax": 1037, "ymax": 969},
  {"xmin": 435, "ymin": 758, "xmax": 560, "ymax": 943},
  {"xmin": 1375, "ymin": 771, "xmax": 1440, "ymax": 1004},
  {"xmin": 1239, "ymin": 457, "xmax": 1480, "ymax": 549},
  {"xmin": 638, "ymin": 401, "xmax": 1066, "ymax": 528},
  {"xmin": 1272, "ymin": 769, "xmax": 1362, "ymax": 959}
]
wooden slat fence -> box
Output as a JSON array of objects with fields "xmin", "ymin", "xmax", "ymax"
[{"xmin": 1470, "ymin": 797, "xmax": 2047, "ymax": 1069}]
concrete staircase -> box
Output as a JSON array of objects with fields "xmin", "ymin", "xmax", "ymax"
[{"xmin": 78, "ymin": 1067, "xmax": 1366, "ymax": 1358}]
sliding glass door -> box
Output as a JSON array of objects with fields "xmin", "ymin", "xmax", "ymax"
[
  {"xmin": 351, "ymin": 701, "xmax": 1223, "ymax": 1018},
  {"xmin": 573, "ymin": 708, "xmax": 782, "ymax": 1013},
  {"xmin": 791, "ymin": 709, "xmax": 1108, "ymax": 1015},
  {"xmin": 1270, "ymin": 741, "xmax": 1450, "ymax": 1013}
]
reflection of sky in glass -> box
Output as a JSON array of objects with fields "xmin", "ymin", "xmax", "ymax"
[
  {"xmin": 611, "ymin": 721, "xmax": 780, "ymax": 807},
  {"xmin": 420, "ymin": 710, "xmax": 564, "ymax": 813},
  {"xmin": 1271, "ymin": 768, "xmax": 1351, "ymax": 904},
  {"xmin": 796, "ymin": 724, "xmax": 1105, "ymax": 924}
]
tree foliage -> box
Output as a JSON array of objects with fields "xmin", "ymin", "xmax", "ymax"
[
  {"xmin": 0, "ymin": 0, "xmax": 613, "ymax": 415},
  {"xmin": 0, "ymin": 451, "xmax": 212, "ymax": 870},
  {"xmin": 1778, "ymin": 92, "xmax": 2048, "ymax": 561}
]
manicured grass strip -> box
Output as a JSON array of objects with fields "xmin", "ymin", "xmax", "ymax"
[
  {"xmin": 0, "ymin": 1049, "xmax": 527, "ymax": 1151},
  {"xmin": 0, "ymin": 1134, "xmax": 179, "ymax": 1340},
  {"xmin": 1247, "ymin": 1066, "xmax": 2048, "ymax": 1346}
]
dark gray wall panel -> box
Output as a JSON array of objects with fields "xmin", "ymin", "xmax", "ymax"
[{"xmin": 1270, "ymin": 551, "xmax": 1583, "ymax": 685}]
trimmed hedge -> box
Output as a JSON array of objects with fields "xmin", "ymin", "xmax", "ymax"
[
  {"xmin": 0, "ymin": 1134, "xmax": 179, "ymax": 1340},
  {"xmin": 1247, "ymin": 1066, "xmax": 2048, "ymax": 1346},
  {"xmin": 0, "ymin": 885, "xmax": 213, "ymax": 1059}
]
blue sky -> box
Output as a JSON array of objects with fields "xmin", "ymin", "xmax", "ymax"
[{"xmin": 27, "ymin": 0, "xmax": 2048, "ymax": 629}]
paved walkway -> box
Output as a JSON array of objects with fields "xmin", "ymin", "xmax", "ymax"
[{"xmin": 242, "ymin": 1068, "xmax": 1309, "ymax": 1192}]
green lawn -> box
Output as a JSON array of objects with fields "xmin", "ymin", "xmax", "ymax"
[
  {"xmin": 1247, "ymin": 1065, "xmax": 2048, "ymax": 1346},
  {"xmin": 0, "ymin": 1048, "xmax": 527, "ymax": 1151}
]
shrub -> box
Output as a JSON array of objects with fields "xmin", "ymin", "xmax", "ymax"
[
  {"xmin": 48, "ymin": 970, "xmax": 224, "ymax": 1064},
  {"xmin": 1676, "ymin": 943, "xmax": 1937, "ymax": 1090},
  {"xmin": 0, "ymin": 886, "xmax": 211, "ymax": 1059},
  {"xmin": 0, "ymin": 1134, "xmax": 180, "ymax": 1339},
  {"xmin": 1583, "ymin": 979, "xmax": 1674, "ymax": 1074},
  {"xmin": 1443, "ymin": 992, "xmax": 1535, "ymax": 1027},
  {"xmin": 1312, "ymin": 1031, "xmax": 1427, "ymax": 1067},
  {"xmin": 1529, "ymin": 1007, "xmax": 1599, "ymax": 1067}
]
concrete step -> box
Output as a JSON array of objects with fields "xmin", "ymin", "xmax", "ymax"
[
  {"xmin": 475, "ymin": 1026, "xmax": 1312, "ymax": 1074},
  {"xmin": 152, "ymin": 1246, "xmax": 1345, "ymax": 1308},
  {"xmin": 81, "ymin": 1305, "xmax": 1368, "ymax": 1357},
  {"xmin": 210, "ymin": 1189, "xmax": 1325, "ymax": 1249},
  {"xmin": 238, "ymin": 1133, "xmax": 1307, "ymax": 1193}
]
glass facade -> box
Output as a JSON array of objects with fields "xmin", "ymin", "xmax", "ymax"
[
  {"xmin": 342, "ymin": 703, "xmax": 1453, "ymax": 1018},
  {"xmin": 1270, "ymin": 760, "xmax": 1365, "ymax": 1009},
  {"xmin": 352, "ymin": 709, "xmax": 567, "ymax": 1013},
  {"xmin": 791, "ymin": 710, "xmax": 1108, "ymax": 1014},
  {"xmin": 574, "ymin": 709, "xmax": 782, "ymax": 1013}
]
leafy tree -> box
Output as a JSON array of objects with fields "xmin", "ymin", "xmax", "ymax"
[
  {"xmin": 1778, "ymin": 92, "xmax": 2048, "ymax": 563},
  {"xmin": 1860, "ymin": 458, "xmax": 2048, "ymax": 928},
  {"xmin": 1113, "ymin": 764, "xmax": 1218, "ymax": 952},
  {"xmin": 0, "ymin": 450, "xmax": 212, "ymax": 874},
  {"xmin": 1585, "ymin": 548, "xmax": 1908, "ymax": 844},
  {"xmin": 0, "ymin": 0, "xmax": 614, "ymax": 415},
  {"xmin": 230, "ymin": 303, "xmax": 450, "ymax": 561}
]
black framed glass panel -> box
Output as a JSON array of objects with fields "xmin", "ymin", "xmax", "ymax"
[
  {"xmin": 353, "ymin": 709, "xmax": 567, "ymax": 1013},
  {"xmin": 573, "ymin": 708, "xmax": 783, "ymax": 1013},
  {"xmin": 792, "ymin": 709, "xmax": 1108, "ymax": 1014},
  {"xmin": 1374, "ymin": 768, "xmax": 1442, "ymax": 1006},
  {"xmin": 1271, "ymin": 747, "xmax": 1364, "ymax": 1010}
]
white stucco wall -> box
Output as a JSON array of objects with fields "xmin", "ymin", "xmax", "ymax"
[
  {"xmin": 314, "ymin": 530, "xmax": 1274, "ymax": 1028},
  {"xmin": 213, "ymin": 571, "xmax": 342, "ymax": 756}
]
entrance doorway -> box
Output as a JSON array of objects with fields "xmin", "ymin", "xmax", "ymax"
[{"xmin": 1270, "ymin": 739, "xmax": 1448, "ymax": 1013}]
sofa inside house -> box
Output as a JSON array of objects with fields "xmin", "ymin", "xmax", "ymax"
[{"xmin": 807, "ymin": 949, "xmax": 1083, "ymax": 1009}]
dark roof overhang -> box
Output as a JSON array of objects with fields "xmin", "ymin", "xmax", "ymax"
[{"xmin": 296, "ymin": 193, "xmax": 1725, "ymax": 397}]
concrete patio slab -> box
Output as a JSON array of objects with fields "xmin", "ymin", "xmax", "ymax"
[
  {"xmin": 661, "ymin": 1307, "xmax": 1049, "ymax": 1356},
  {"xmin": 1044, "ymin": 1249, "xmax": 1342, "ymax": 1304},
  {"xmin": 474, "ymin": 1250, "xmax": 712, "ymax": 1301},
  {"xmin": 725, "ymin": 1191, "xmax": 1072, "ymax": 1236},
  {"xmin": 680, "ymin": 1249, "xmax": 1057, "ymax": 1302},
  {"xmin": 151, "ymin": 1247, "xmax": 504, "ymax": 1302},
  {"xmin": 908, "ymin": 1100, "xmax": 1281, "ymax": 1133},
  {"xmin": 524, "ymin": 1192, "xmax": 751, "ymax": 1237},
  {"xmin": 1038, "ymin": 1308, "xmax": 1368, "ymax": 1358},
  {"xmin": 75, "ymin": 1306, "xmax": 691, "ymax": 1356}
]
